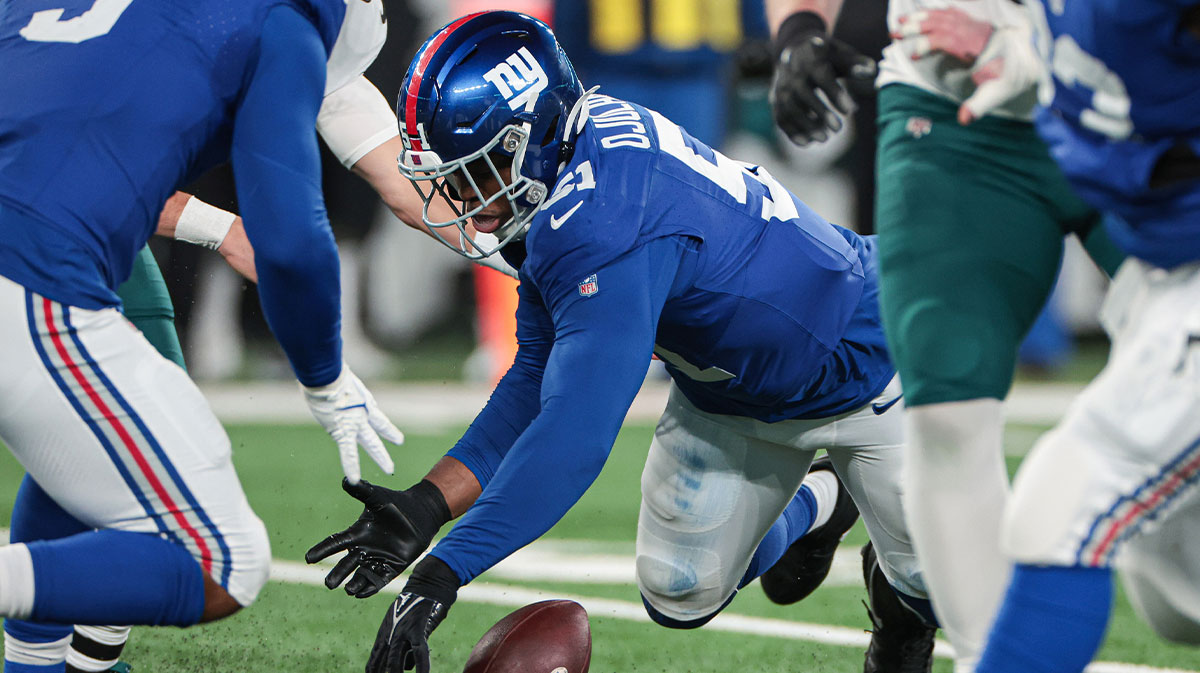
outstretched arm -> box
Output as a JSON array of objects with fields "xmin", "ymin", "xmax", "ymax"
[
  {"xmin": 230, "ymin": 5, "xmax": 400, "ymax": 484},
  {"xmin": 431, "ymin": 237, "xmax": 686, "ymax": 585},
  {"xmin": 230, "ymin": 5, "xmax": 340, "ymax": 386}
]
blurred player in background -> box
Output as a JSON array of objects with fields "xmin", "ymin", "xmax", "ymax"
[
  {"xmin": 976, "ymin": 2, "xmax": 1200, "ymax": 671},
  {"xmin": 764, "ymin": 0, "xmax": 1124, "ymax": 670},
  {"xmin": 303, "ymin": 11, "xmax": 940, "ymax": 672},
  {"xmin": 0, "ymin": 2, "xmax": 403, "ymax": 672}
]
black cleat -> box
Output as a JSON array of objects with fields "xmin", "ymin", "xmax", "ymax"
[
  {"xmin": 760, "ymin": 456, "xmax": 859, "ymax": 605},
  {"xmin": 862, "ymin": 541, "xmax": 936, "ymax": 673}
]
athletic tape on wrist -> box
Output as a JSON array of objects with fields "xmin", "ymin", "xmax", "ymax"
[{"xmin": 175, "ymin": 197, "xmax": 236, "ymax": 250}]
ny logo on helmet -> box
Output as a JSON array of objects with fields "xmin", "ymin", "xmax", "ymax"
[{"xmin": 482, "ymin": 47, "xmax": 548, "ymax": 113}]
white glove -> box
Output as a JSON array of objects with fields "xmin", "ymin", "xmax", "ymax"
[
  {"xmin": 958, "ymin": 21, "xmax": 1043, "ymax": 125},
  {"xmin": 301, "ymin": 363, "xmax": 402, "ymax": 484}
]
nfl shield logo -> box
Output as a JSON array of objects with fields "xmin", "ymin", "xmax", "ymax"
[{"xmin": 578, "ymin": 274, "xmax": 598, "ymax": 297}]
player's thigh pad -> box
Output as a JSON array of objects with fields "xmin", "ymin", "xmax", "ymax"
[
  {"xmin": 1002, "ymin": 260, "xmax": 1200, "ymax": 570},
  {"xmin": 820, "ymin": 377, "xmax": 926, "ymax": 598},
  {"xmin": 636, "ymin": 387, "xmax": 815, "ymax": 622},
  {"xmin": 0, "ymin": 279, "xmax": 270, "ymax": 606},
  {"xmin": 874, "ymin": 84, "xmax": 1092, "ymax": 406}
]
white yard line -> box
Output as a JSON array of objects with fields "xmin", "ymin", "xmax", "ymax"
[
  {"xmin": 272, "ymin": 558, "xmax": 1197, "ymax": 673},
  {"xmin": 198, "ymin": 380, "xmax": 1084, "ymax": 429}
]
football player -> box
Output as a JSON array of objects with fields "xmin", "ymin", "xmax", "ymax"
[
  {"xmin": 0, "ymin": 1, "xmax": 401, "ymax": 669},
  {"xmin": 2, "ymin": 41, "xmax": 522, "ymax": 673},
  {"xmin": 305, "ymin": 11, "xmax": 936, "ymax": 673},
  {"xmin": 976, "ymin": 2, "xmax": 1200, "ymax": 671},
  {"xmin": 0, "ymin": 7, "xmax": 410, "ymax": 672},
  {"xmin": 763, "ymin": 0, "xmax": 1124, "ymax": 670}
]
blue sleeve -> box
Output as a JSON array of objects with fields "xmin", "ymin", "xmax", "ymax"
[
  {"xmin": 446, "ymin": 278, "xmax": 555, "ymax": 487},
  {"xmin": 431, "ymin": 237, "xmax": 685, "ymax": 584},
  {"xmin": 230, "ymin": 6, "xmax": 342, "ymax": 387}
]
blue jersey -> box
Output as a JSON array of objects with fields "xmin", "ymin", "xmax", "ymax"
[
  {"xmin": 0, "ymin": 0, "xmax": 348, "ymax": 385},
  {"xmin": 433, "ymin": 95, "xmax": 893, "ymax": 584},
  {"xmin": 1033, "ymin": 0, "xmax": 1200, "ymax": 268}
]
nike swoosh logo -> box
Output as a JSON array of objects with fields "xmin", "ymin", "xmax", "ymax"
[
  {"xmin": 871, "ymin": 395, "xmax": 903, "ymax": 415},
  {"xmin": 550, "ymin": 202, "xmax": 583, "ymax": 230}
]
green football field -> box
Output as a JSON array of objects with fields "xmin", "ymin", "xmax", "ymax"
[{"xmin": 1, "ymin": 421, "xmax": 1198, "ymax": 673}]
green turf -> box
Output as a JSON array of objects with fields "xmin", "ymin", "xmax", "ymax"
[
  {"xmin": 122, "ymin": 579, "xmax": 895, "ymax": 673},
  {"xmin": 2, "ymin": 421, "xmax": 1196, "ymax": 672}
]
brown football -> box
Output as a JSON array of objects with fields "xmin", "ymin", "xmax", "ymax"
[{"xmin": 462, "ymin": 600, "xmax": 591, "ymax": 673}]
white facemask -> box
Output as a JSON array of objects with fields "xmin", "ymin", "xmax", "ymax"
[{"xmin": 325, "ymin": 0, "xmax": 387, "ymax": 96}]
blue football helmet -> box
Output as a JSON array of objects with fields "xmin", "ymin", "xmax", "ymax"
[{"xmin": 396, "ymin": 11, "xmax": 585, "ymax": 259}]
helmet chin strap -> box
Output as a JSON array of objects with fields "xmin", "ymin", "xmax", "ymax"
[
  {"xmin": 563, "ymin": 86, "xmax": 600, "ymax": 144},
  {"xmin": 555, "ymin": 85, "xmax": 600, "ymax": 176}
]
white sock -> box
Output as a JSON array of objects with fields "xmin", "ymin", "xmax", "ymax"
[
  {"xmin": 67, "ymin": 625, "xmax": 130, "ymax": 672},
  {"xmin": 0, "ymin": 543, "xmax": 35, "ymax": 620},
  {"xmin": 4, "ymin": 633, "xmax": 70, "ymax": 668},
  {"xmin": 802, "ymin": 469, "xmax": 840, "ymax": 532},
  {"xmin": 902, "ymin": 399, "xmax": 1010, "ymax": 673}
]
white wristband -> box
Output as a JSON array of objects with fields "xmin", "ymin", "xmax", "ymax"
[{"xmin": 176, "ymin": 196, "xmax": 236, "ymax": 250}]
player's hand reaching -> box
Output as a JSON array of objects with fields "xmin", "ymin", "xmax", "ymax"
[
  {"xmin": 892, "ymin": 7, "xmax": 1042, "ymax": 125},
  {"xmin": 302, "ymin": 363, "xmax": 403, "ymax": 484},
  {"xmin": 770, "ymin": 11, "xmax": 877, "ymax": 145},
  {"xmin": 306, "ymin": 478, "xmax": 451, "ymax": 598},
  {"xmin": 367, "ymin": 557, "xmax": 459, "ymax": 673}
]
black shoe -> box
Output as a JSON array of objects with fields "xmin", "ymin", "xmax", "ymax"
[
  {"xmin": 862, "ymin": 541, "xmax": 936, "ymax": 673},
  {"xmin": 760, "ymin": 456, "xmax": 859, "ymax": 605}
]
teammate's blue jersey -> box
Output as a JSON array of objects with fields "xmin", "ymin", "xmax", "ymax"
[
  {"xmin": 0, "ymin": 0, "xmax": 348, "ymax": 385},
  {"xmin": 0, "ymin": 0, "xmax": 342, "ymax": 307},
  {"xmin": 1034, "ymin": 0, "xmax": 1200, "ymax": 268},
  {"xmin": 433, "ymin": 95, "xmax": 893, "ymax": 584}
]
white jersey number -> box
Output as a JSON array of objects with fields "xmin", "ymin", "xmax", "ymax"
[
  {"xmin": 1030, "ymin": 0, "xmax": 1133, "ymax": 141},
  {"xmin": 650, "ymin": 111, "xmax": 800, "ymax": 224},
  {"xmin": 21, "ymin": 0, "xmax": 133, "ymax": 44}
]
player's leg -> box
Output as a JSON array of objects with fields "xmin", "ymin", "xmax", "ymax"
[
  {"xmin": 3, "ymin": 246, "xmax": 187, "ymax": 673},
  {"xmin": 634, "ymin": 386, "xmax": 831, "ymax": 627},
  {"xmin": 75, "ymin": 245, "xmax": 183, "ymax": 672},
  {"xmin": 120, "ymin": 245, "xmax": 186, "ymax": 370},
  {"xmin": 978, "ymin": 259, "xmax": 1200, "ymax": 673},
  {"xmin": 817, "ymin": 376, "xmax": 938, "ymax": 671},
  {"xmin": 0, "ymin": 280, "xmax": 269, "ymax": 628},
  {"xmin": 63, "ymin": 628, "xmax": 129, "ymax": 673},
  {"xmin": 757, "ymin": 455, "xmax": 859, "ymax": 606},
  {"xmin": 4, "ymin": 479, "xmax": 89, "ymax": 673},
  {"xmin": 874, "ymin": 83, "xmax": 1084, "ymax": 672}
]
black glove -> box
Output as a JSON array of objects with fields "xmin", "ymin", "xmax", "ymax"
[
  {"xmin": 366, "ymin": 556, "xmax": 459, "ymax": 673},
  {"xmin": 306, "ymin": 478, "xmax": 451, "ymax": 598},
  {"xmin": 770, "ymin": 11, "xmax": 877, "ymax": 145}
]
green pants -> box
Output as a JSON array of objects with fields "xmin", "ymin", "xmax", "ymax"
[
  {"xmin": 875, "ymin": 84, "xmax": 1123, "ymax": 406},
  {"xmin": 116, "ymin": 245, "xmax": 185, "ymax": 369}
]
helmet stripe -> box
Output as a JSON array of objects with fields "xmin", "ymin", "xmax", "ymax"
[{"xmin": 404, "ymin": 12, "xmax": 486, "ymax": 151}]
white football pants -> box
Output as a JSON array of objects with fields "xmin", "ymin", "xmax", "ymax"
[
  {"xmin": 0, "ymin": 275, "xmax": 270, "ymax": 606},
  {"xmin": 1003, "ymin": 259, "xmax": 1200, "ymax": 643},
  {"xmin": 637, "ymin": 376, "xmax": 924, "ymax": 622}
]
